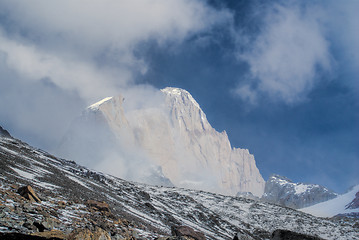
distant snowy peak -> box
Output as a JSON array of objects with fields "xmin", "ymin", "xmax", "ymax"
[
  {"xmin": 262, "ymin": 174, "xmax": 338, "ymax": 209},
  {"xmin": 301, "ymin": 185, "xmax": 359, "ymax": 218}
]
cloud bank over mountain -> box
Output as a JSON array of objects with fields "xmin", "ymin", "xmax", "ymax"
[
  {"xmin": 0, "ymin": 0, "xmax": 231, "ymax": 148},
  {"xmin": 0, "ymin": 0, "xmax": 357, "ymax": 192}
]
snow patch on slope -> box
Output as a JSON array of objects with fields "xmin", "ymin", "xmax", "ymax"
[{"xmin": 301, "ymin": 185, "xmax": 359, "ymax": 218}]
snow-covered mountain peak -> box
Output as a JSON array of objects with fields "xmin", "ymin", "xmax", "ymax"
[
  {"xmin": 161, "ymin": 87, "xmax": 201, "ymax": 109},
  {"xmin": 59, "ymin": 87, "xmax": 265, "ymax": 197},
  {"xmin": 87, "ymin": 96, "xmax": 114, "ymax": 110},
  {"xmin": 161, "ymin": 87, "xmax": 211, "ymax": 132},
  {"xmin": 270, "ymin": 174, "xmax": 293, "ymax": 184},
  {"xmin": 262, "ymin": 174, "xmax": 338, "ymax": 209}
]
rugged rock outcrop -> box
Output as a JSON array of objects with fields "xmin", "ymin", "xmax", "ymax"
[
  {"xmin": 171, "ymin": 225, "xmax": 206, "ymax": 240},
  {"xmin": 86, "ymin": 200, "xmax": 110, "ymax": 212},
  {"xmin": 346, "ymin": 191, "xmax": 359, "ymax": 209},
  {"xmin": 0, "ymin": 126, "xmax": 11, "ymax": 138},
  {"xmin": 17, "ymin": 185, "xmax": 42, "ymax": 203},
  {"xmin": 58, "ymin": 87, "xmax": 265, "ymax": 197},
  {"xmin": 262, "ymin": 175, "xmax": 337, "ymax": 209}
]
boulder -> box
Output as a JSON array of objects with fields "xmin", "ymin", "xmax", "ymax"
[
  {"xmin": 271, "ymin": 229, "xmax": 324, "ymax": 240},
  {"xmin": 0, "ymin": 232, "xmax": 64, "ymax": 239},
  {"xmin": 233, "ymin": 231, "xmax": 255, "ymax": 240},
  {"xmin": 17, "ymin": 185, "xmax": 41, "ymax": 203},
  {"xmin": 171, "ymin": 225, "xmax": 206, "ymax": 240},
  {"xmin": 31, "ymin": 230, "xmax": 67, "ymax": 239},
  {"xmin": 68, "ymin": 227, "xmax": 111, "ymax": 240},
  {"xmin": 86, "ymin": 200, "xmax": 110, "ymax": 212},
  {"xmin": 93, "ymin": 227, "xmax": 112, "ymax": 240}
]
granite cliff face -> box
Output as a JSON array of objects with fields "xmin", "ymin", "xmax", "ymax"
[
  {"xmin": 58, "ymin": 87, "xmax": 265, "ymax": 196},
  {"xmin": 262, "ymin": 175, "xmax": 338, "ymax": 209}
]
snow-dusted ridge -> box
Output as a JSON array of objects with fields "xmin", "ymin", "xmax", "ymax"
[
  {"xmin": 262, "ymin": 174, "xmax": 338, "ymax": 209},
  {"xmin": 1, "ymin": 132, "xmax": 358, "ymax": 239}
]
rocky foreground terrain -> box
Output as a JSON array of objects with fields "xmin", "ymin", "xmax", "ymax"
[{"xmin": 0, "ymin": 130, "xmax": 358, "ymax": 239}]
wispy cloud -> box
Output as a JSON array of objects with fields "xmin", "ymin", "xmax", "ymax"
[
  {"xmin": 235, "ymin": 2, "xmax": 333, "ymax": 104},
  {"xmin": 0, "ymin": 0, "xmax": 231, "ymax": 103},
  {"xmin": 0, "ymin": 0, "xmax": 231, "ymax": 149}
]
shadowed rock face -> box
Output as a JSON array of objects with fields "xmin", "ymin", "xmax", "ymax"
[
  {"xmin": 262, "ymin": 174, "xmax": 338, "ymax": 209},
  {"xmin": 171, "ymin": 225, "xmax": 205, "ymax": 240},
  {"xmin": 17, "ymin": 185, "xmax": 42, "ymax": 203},
  {"xmin": 271, "ymin": 229, "xmax": 324, "ymax": 240},
  {"xmin": 0, "ymin": 232, "xmax": 63, "ymax": 240},
  {"xmin": 346, "ymin": 191, "xmax": 359, "ymax": 209},
  {"xmin": 0, "ymin": 126, "xmax": 11, "ymax": 138}
]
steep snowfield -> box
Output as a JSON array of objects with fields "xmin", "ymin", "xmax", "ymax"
[
  {"xmin": 59, "ymin": 87, "xmax": 265, "ymax": 196},
  {"xmin": 301, "ymin": 185, "xmax": 359, "ymax": 218},
  {"xmin": 1, "ymin": 133, "xmax": 358, "ymax": 239}
]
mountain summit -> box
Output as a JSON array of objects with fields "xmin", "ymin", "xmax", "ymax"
[
  {"xmin": 262, "ymin": 174, "xmax": 338, "ymax": 209},
  {"xmin": 58, "ymin": 87, "xmax": 265, "ymax": 196}
]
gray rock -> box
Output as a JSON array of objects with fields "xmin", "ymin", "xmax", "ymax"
[
  {"xmin": 171, "ymin": 225, "xmax": 205, "ymax": 240},
  {"xmin": 271, "ymin": 229, "xmax": 324, "ymax": 240},
  {"xmin": 233, "ymin": 231, "xmax": 255, "ymax": 240},
  {"xmin": 0, "ymin": 126, "xmax": 11, "ymax": 138}
]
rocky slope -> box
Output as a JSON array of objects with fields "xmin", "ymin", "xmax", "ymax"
[
  {"xmin": 1, "ymin": 127, "xmax": 358, "ymax": 240},
  {"xmin": 261, "ymin": 175, "xmax": 338, "ymax": 209},
  {"xmin": 58, "ymin": 87, "xmax": 265, "ymax": 197}
]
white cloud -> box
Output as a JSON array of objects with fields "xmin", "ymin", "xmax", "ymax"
[
  {"xmin": 0, "ymin": 0, "xmax": 231, "ymax": 151},
  {"xmin": 1, "ymin": 0, "xmax": 228, "ymax": 49},
  {"xmin": 0, "ymin": 0, "xmax": 231, "ymax": 103},
  {"xmin": 325, "ymin": 0, "xmax": 359, "ymax": 90},
  {"xmin": 0, "ymin": 31, "xmax": 127, "ymax": 103},
  {"xmin": 233, "ymin": 84, "xmax": 258, "ymax": 105},
  {"xmin": 236, "ymin": 3, "xmax": 333, "ymax": 104}
]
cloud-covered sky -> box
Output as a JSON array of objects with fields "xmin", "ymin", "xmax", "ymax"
[{"xmin": 0, "ymin": 0, "xmax": 357, "ymax": 192}]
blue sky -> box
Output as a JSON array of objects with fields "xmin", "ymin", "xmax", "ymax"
[{"xmin": 0, "ymin": 0, "xmax": 357, "ymax": 193}]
